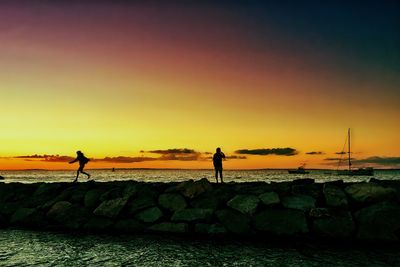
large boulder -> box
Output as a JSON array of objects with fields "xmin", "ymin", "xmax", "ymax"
[
  {"xmin": 355, "ymin": 202, "xmax": 400, "ymax": 241},
  {"xmin": 126, "ymin": 196, "xmax": 157, "ymax": 215},
  {"xmin": 113, "ymin": 219, "xmax": 145, "ymax": 233},
  {"xmin": 191, "ymin": 194, "xmax": 220, "ymax": 210},
  {"xmin": 46, "ymin": 201, "xmax": 89, "ymax": 229},
  {"xmin": 215, "ymin": 209, "xmax": 251, "ymax": 234},
  {"xmin": 227, "ymin": 195, "xmax": 260, "ymax": 215},
  {"xmin": 176, "ymin": 178, "xmax": 212, "ymax": 199},
  {"xmin": 195, "ymin": 223, "xmax": 227, "ymax": 234},
  {"xmin": 158, "ymin": 193, "xmax": 187, "ymax": 212},
  {"xmin": 84, "ymin": 189, "xmax": 105, "ymax": 209},
  {"xmin": 312, "ymin": 211, "xmax": 355, "ymax": 238},
  {"xmin": 93, "ymin": 197, "xmax": 129, "ymax": 218},
  {"xmin": 83, "ymin": 217, "xmax": 114, "ymax": 231},
  {"xmin": 171, "ymin": 208, "xmax": 213, "ymax": 222},
  {"xmin": 323, "ymin": 184, "xmax": 348, "ymax": 208},
  {"xmin": 291, "ymin": 183, "xmax": 322, "ymax": 200},
  {"xmin": 135, "ymin": 207, "xmax": 163, "ymax": 223},
  {"xmin": 10, "ymin": 208, "xmax": 37, "ymax": 224},
  {"xmin": 253, "ymin": 209, "xmax": 308, "ymax": 235},
  {"xmin": 258, "ymin": 192, "xmax": 280, "ymax": 206},
  {"xmin": 281, "ymin": 195, "xmax": 316, "ymax": 211},
  {"xmin": 148, "ymin": 222, "xmax": 189, "ymax": 233},
  {"xmin": 345, "ymin": 183, "xmax": 396, "ymax": 204}
]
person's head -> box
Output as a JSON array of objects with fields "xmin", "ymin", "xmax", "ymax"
[
  {"xmin": 76, "ymin": 151, "xmax": 83, "ymax": 156},
  {"xmin": 216, "ymin": 147, "xmax": 221, "ymax": 153}
]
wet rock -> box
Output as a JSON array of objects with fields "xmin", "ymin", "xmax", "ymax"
[
  {"xmin": 171, "ymin": 208, "xmax": 213, "ymax": 222},
  {"xmin": 191, "ymin": 194, "xmax": 220, "ymax": 210},
  {"xmin": 93, "ymin": 197, "xmax": 129, "ymax": 218},
  {"xmin": 259, "ymin": 192, "xmax": 280, "ymax": 206},
  {"xmin": 122, "ymin": 183, "xmax": 140, "ymax": 199},
  {"xmin": 253, "ymin": 209, "xmax": 308, "ymax": 235},
  {"xmin": 135, "ymin": 207, "xmax": 163, "ymax": 223},
  {"xmin": 46, "ymin": 201, "xmax": 89, "ymax": 229},
  {"xmin": 312, "ymin": 211, "xmax": 355, "ymax": 238},
  {"xmin": 126, "ymin": 196, "xmax": 157, "ymax": 215},
  {"xmin": 113, "ymin": 219, "xmax": 145, "ymax": 233},
  {"xmin": 227, "ymin": 195, "xmax": 260, "ymax": 215},
  {"xmin": 84, "ymin": 189, "xmax": 105, "ymax": 209},
  {"xmin": 99, "ymin": 188, "xmax": 122, "ymax": 202},
  {"xmin": 323, "ymin": 184, "xmax": 348, "ymax": 208},
  {"xmin": 355, "ymin": 202, "xmax": 400, "ymax": 241},
  {"xmin": 345, "ymin": 183, "xmax": 396, "ymax": 204},
  {"xmin": 149, "ymin": 222, "xmax": 189, "ymax": 233},
  {"xmin": 292, "ymin": 184, "xmax": 322, "ymax": 199},
  {"xmin": 292, "ymin": 178, "xmax": 315, "ymax": 185},
  {"xmin": 281, "ymin": 195, "xmax": 316, "ymax": 211},
  {"xmin": 83, "ymin": 217, "xmax": 114, "ymax": 231},
  {"xmin": 215, "ymin": 209, "xmax": 251, "ymax": 234},
  {"xmin": 158, "ymin": 193, "xmax": 187, "ymax": 212},
  {"xmin": 10, "ymin": 208, "xmax": 36, "ymax": 224},
  {"xmin": 195, "ymin": 223, "xmax": 227, "ymax": 234},
  {"xmin": 177, "ymin": 178, "xmax": 212, "ymax": 199}
]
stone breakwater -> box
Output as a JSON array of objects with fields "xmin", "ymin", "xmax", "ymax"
[{"xmin": 0, "ymin": 178, "xmax": 400, "ymax": 242}]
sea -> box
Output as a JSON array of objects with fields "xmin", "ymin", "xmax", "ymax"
[{"xmin": 0, "ymin": 169, "xmax": 399, "ymax": 266}]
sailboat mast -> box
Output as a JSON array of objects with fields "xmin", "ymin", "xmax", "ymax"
[{"xmin": 348, "ymin": 128, "xmax": 351, "ymax": 171}]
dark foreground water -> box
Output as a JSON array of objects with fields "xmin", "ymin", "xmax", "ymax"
[{"xmin": 0, "ymin": 230, "xmax": 399, "ymax": 266}]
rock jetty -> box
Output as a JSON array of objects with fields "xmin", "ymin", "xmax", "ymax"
[{"xmin": 1, "ymin": 178, "xmax": 399, "ymax": 242}]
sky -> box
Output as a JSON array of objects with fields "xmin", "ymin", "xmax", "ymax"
[{"xmin": 1, "ymin": 0, "xmax": 399, "ymax": 170}]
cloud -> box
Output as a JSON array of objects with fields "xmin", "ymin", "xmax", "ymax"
[
  {"xmin": 147, "ymin": 148, "xmax": 196, "ymax": 154},
  {"xmin": 306, "ymin": 151, "xmax": 325, "ymax": 155},
  {"xmin": 96, "ymin": 156, "xmax": 157, "ymax": 163},
  {"xmin": 14, "ymin": 155, "xmax": 75, "ymax": 162},
  {"xmin": 324, "ymin": 157, "xmax": 356, "ymax": 161},
  {"xmin": 226, "ymin": 155, "xmax": 247, "ymax": 159},
  {"xmin": 235, "ymin": 148, "xmax": 298, "ymax": 156},
  {"xmin": 352, "ymin": 156, "xmax": 400, "ymax": 166}
]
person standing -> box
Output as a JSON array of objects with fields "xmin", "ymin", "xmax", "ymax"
[
  {"xmin": 69, "ymin": 151, "xmax": 91, "ymax": 182},
  {"xmin": 213, "ymin": 147, "xmax": 225, "ymax": 183}
]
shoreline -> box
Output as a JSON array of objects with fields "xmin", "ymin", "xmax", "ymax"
[{"xmin": 1, "ymin": 178, "xmax": 399, "ymax": 243}]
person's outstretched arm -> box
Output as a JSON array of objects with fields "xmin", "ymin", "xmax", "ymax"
[{"xmin": 69, "ymin": 158, "xmax": 78, "ymax": 164}]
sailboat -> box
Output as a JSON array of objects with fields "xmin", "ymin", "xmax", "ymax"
[
  {"xmin": 337, "ymin": 128, "xmax": 374, "ymax": 176},
  {"xmin": 288, "ymin": 163, "xmax": 309, "ymax": 174}
]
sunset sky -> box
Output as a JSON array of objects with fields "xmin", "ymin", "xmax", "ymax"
[{"xmin": 1, "ymin": 0, "xmax": 399, "ymax": 170}]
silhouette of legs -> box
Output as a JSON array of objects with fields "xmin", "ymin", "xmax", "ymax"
[
  {"xmin": 74, "ymin": 165, "xmax": 90, "ymax": 182},
  {"xmin": 215, "ymin": 167, "xmax": 223, "ymax": 183}
]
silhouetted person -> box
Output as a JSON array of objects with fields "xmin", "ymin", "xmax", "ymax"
[
  {"xmin": 69, "ymin": 151, "xmax": 90, "ymax": 182},
  {"xmin": 213, "ymin": 147, "xmax": 225, "ymax": 183}
]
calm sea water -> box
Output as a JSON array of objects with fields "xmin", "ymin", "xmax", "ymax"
[
  {"xmin": 0, "ymin": 230, "xmax": 399, "ymax": 266},
  {"xmin": 1, "ymin": 169, "xmax": 399, "ymax": 266},
  {"xmin": 0, "ymin": 169, "xmax": 399, "ymax": 184}
]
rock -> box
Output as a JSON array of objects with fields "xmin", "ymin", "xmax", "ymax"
[
  {"xmin": 149, "ymin": 222, "xmax": 189, "ymax": 233},
  {"xmin": 34, "ymin": 183, "xmax": 63, "ymax": 197},
  {"xmin": 122, "ymin": 183, "xmax": 140, "ymax": 198},
  {"xmin": 195, "ymin": 223, "xmax": 227, "ymax": 234},
  {"xmin": 215, "ymin": 209, "xmax": 251, "ymax": 234},
  {"xmin": 191, "ymin": 194, "xmax": 220, "ymax": 210},
  {"xmin": 259, "ymin": 192, "xmax": 280, "ymax": 206},
  {"xmin": 227, "ymin": 195, "xmax": 260, "ymax": 215},
  {"xmin": 70, "ymin": 189, "xmax": 87, "ymax": 204},
  {"xmin": 46, "ymin": 201, "xmax": 89, "ymax": 229},
  {"xmin": 0, "ymin": 202, "xmax": 20, "ymax": 217},
  {"xmin": 291, "ymin": 184, "xmax": 322, "ymax": 199},
  {"xmin": 281, "ymin": 195, "xmax": 316, "ymax": 211},
  {"xmin": 233, "ymin": 183, "xmax": 273, "ymax": 195},
  {"xmin": 135, "ymin": 207, "xmax": 163, "ymax": 223},
  {"xmin": 158, "ymin": 193, "xmax": 187, "ymax": 212},
  {"xmin": 10, "ymin": 208, "xmax": 36, "ymax": 224},
  {"xmin": 126, "ymin": 196, "xmax": 157, "ymax": 215},
  {"xmin": 171, "ymin": 209, "xmax": 213, "ymax": 222},
  {"xmin": 84, "ymin": 189, "xmax": 104, "ymax": 209},
  {"xmin": 83, "ymin": 217, "xmax": 114, "ymax": 231},
  {"xmin": 99, "ymin": 188, "xmax": 122, "ymax": 202},
  {"xmin": 113, "ymin": 219, "xmax": 145, "ymax": 233},
  {"xmin": 355, "ymin": 202, "xmax": 400, "ymax": 241},
  {"xmin": 253, "ymin": 209, "xmax": 308, "ymax": 235},
  {"xmin": 323, "ymin": 184, "xmax": 348, "ymax": 208},
  {"xmin": 345, "ymin": 183, "xmax": 396, "ymax": 204},
  {"xmin": 292, "ymin": 178, "xmax": 315, "ymax": 185},
  {"xmin": 0, "ymin": 214, "xmax": 7, "ymax": 228},
  {"xmin": 309, "ymin": 208, "xmax": 331, "ymax": 218},
  {"xmin": 93, "ymin": 197, "xmax": 128, "ymax": 218},
  {"xmin": 176, "ymin": 178, "xmax": 212, "ymax": 199},
  {"xmin": 312, "ymin": 211, "xmax": 355, "ymax": 238}
]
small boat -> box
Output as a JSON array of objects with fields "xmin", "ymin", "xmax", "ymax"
[
  {"xmin": 337, "ymin": 129, "xmax": 374, "ymax": 176},
  {"xmin": 288, "ymin": 165, "xmax": 309, "ymax": 174},
  {"xmin": 0, "ymin": 175, "xmax": 4, "ymax": 180}
]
